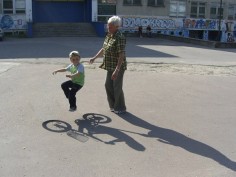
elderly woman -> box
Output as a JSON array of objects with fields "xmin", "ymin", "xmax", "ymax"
[{"xmin": 89, "ymin": 16, "xmax": 127, "ymax": 114}]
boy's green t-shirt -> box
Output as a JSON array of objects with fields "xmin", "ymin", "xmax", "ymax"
[{"xmin": 66, "ymin": 63, "xmax": 85, "ymax": 86}]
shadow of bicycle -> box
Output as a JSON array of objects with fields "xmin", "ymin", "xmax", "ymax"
[{"xmin": 42, "ymin": 113, "xmax": 145, "ymax": 151}]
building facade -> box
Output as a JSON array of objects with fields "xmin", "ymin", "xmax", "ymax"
[
  {"xmin": 0, "ymin": 0, "xmax": 92, "ymax": 32},
  {"xmin": 99, "ymin": 0, "xmax": 236, "ymax": 42},
  {"xmin": 0, "ymin": 0, "xmax": 236, "ymax": 42}
]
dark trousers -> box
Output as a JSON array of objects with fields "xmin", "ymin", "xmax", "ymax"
[
  {"xmin": 105, "ymin": 70, "xmax": 126, "ymax": 111},
  {"xmin": 147, "ymin": 31, "xmax": 152, "ymax": 37},
  {"xmin": 61, "ymin": 80, "xmax": 82, "ymax": 108}
]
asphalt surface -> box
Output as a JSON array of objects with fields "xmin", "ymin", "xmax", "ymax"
[{"xmin": 0, "ymin": 37, "xmax": 236, "ymax": 177}]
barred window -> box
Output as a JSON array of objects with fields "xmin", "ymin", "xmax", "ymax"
[
  {"xmin": 123, "ymin": 0, "xmax": 142, "ymax": 6},
  {"xmin": 228, "ymin": 4, "xmax": 236, "ymax": 20},
  {"xmin": 190, "ymin": 1, "xmax": 206, "ymax": 18},
  {"xmin": 0, "ymin": 1, "xmax": 2, "ymax": 14},
  {"xmin": 170, "ymin": 0, "xmax": 186, "ymax": 18},
  {"xmin": 147, "ymin": 0, "xmax": 164, "ymax": 7},
  {"xmin": 98, "ymin": 0, "xmax": 116, "ymax": 4},
  {"xmin": 3, "ymin": 0, "xmax": 25, "ymax": 14},
  {"xmin": 210, "ymin": 2, "xmax": 224, "ymax": 19},
  {"xmin": 15, "ymin": 0, "xmax": 25, "ymax": 14},
  {"xmin": 3, "ymin": 0, "xmax": 13, "ymax": 14}
]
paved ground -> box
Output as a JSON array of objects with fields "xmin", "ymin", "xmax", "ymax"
[{"xmin": 0, "ymin": 37, "xmax": 236, "ymax": 177}]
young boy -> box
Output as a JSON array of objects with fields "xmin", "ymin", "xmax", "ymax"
[{"xmin": 52, "ymin": 51, "xmax": 85, "ymax": 111}]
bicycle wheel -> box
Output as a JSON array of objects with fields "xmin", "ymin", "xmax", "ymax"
[
  {"xmin": 82, "ymin": 113, "xmax": 112, "ymax": 125},
  {"xmin": 42, "ymin": 120, "xmax": 72, "ymax": 133}
]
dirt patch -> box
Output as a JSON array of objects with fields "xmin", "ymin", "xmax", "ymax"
[
  {"xmin": 84, "ymin": 62, "xmax": 236, "ymax": 77},
  {"xmin": 0, "ymin": 62, "xmax": 20, "ymax": 74},
  {"xmin": 1, "ymin": 60, "xmax": 236, "ymax": 77}
]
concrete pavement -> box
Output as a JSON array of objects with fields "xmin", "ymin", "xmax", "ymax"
[
  {"xmin": 1, "ymin": 36, "xmax": 236, "ymax": 65},
  {"xmin": 0, "ymin": 37, "xmax": 236, "ymax": 177}
]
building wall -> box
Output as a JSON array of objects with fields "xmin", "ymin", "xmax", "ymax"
[
  {"xmin": 121, "ymin": 15, "xmax": 236, "ymax": 42},
  {"xmin": 32, "ymin": 0, "xmax": 91, "ymax": 23},
  {"xmin": 116, "ymin": 0, "xmax": 168, "ymax": 16},
  {"xmin": 115, "ymin": 0, "xmax": 236, "ymax": 20},
  {"xmin": 0, "ymin": 14, "xmax": 27, "ymax": 30},
  {"xmin": 0, "ymin": 0, "xmax": 235, "ymax": 42},
  {"xmin": 186, "ymin": 0, "xmax": 236, "ymax": 19},
  {"xmin": 32, "ymin": 1, "xmax": 86, "ymax": 23},
  {"xmin": 0, "ymin": 0, "xmax": 92, "ymax": 31},
  {"xmin": 113, "ymin": 0, "xmax": 236, "ymax": 42}
]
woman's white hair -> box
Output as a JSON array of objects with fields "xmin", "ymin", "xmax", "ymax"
[{"xmin": 108, "ymin": 16, "xmax": 122, "ymax": 27}]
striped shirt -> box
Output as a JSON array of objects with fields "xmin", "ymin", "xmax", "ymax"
[{"xmin": 100, "ymin": 30, "xmax": 127, "ymax": 71}]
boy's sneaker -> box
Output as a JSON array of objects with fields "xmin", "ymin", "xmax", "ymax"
[
  {"xmin": 69, "ymin": 106, "xmax": 77, "ymax": 112},
  {"xmin": 110, "ymin": 108, "xmax": 115, "ymax": 112},
  {"xmin": 113, "ymin": 110, "xmax": 126, "ymax": 114}
]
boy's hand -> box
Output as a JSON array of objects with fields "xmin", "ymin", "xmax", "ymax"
[
  {"xmin": 52, "ymin": 71, "xmax": 57, "ymax": 75},
  {"xmin": 66, "ymin": 75, "xmax": 72, "ymax": 78}
]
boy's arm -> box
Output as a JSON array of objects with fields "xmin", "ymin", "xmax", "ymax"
[
  {"xmin": 66, "ymin": 65, "xmax": 83, "ymax": 78},
  {"xmin": 66, "ymin": 71, "xmax": 80, "ymax": 78},
  {"xmin": 52, "ymin": 68, "xmax": 66, "ymax": 75}
]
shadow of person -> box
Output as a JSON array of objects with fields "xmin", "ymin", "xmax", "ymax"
[
  {"xmin": 118, "ymin": 112, "xmax": 236, "ymax": 171},
  {"xmin": 74, "ymin": 113, "xmax": 145, "ymax": 152}
]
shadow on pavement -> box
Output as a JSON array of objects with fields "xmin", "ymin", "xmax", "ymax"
[
  {"xmin": 42, "ymin": 112, "xmax": 236, "ymax": 170},
  {"xmin": 42, "ymin": 113, "xmax": 145, "ymax": 151},
  {"xmin": 75, "ymin": 113, "xmax": 145, "ymax": 151},
  {"xmin": 1, "ymin": 37, "xmax": 235, "ymax": 59},
  {"xmin": 42, "ymin": 119, "xmax": 72, "ymax": 133},
  {"xmin": 0, "ymin": 37, "xmax": 176, "ymax": 59},
  {"xmin": 118, "ymin": 112, "xmax": 236, "ymax": 171}
]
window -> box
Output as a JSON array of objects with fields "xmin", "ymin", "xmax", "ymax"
[
  {"xmin": 3, "ymin": 0, "xmax": 25, "ymax": 14},
  {"xmin": 190, "ymin": 2, "xmax": 206, "ymax": 18},
  {"xmin": 0, "ymin": 1, "xmax": 2, "ymax": 14},
  {"xmin": 98, "ymin": 0, "xmax": 117, "ymax": 22},
  {"xmin": 228, "ymin": 4, "xmax": 236, "ymax": 20},
  {"xmin": 3, "ymin": 0, "xmax": 13, "ymax": 14},
  {"xmin": 98, "ymin": 4, "xmax": 116, "ymax": 15},
  {"xmin": 15, "ymin": 0, "xmax": 25, "ymax": 14},
  {"xmin": 123, "ymin": 0, "xmax": 142, "ymax": 6},
  {"xmin": 147, "ymin": 0, "xmax": 164, "ymax": 7},
  {"xmin": 210, "ymin": 2, "xmax": 224, "ymax": 19},
  {"xmin": 170, "ymin": 0, "xmax": 186, "ymax": 18},
  {"xmin": 98, "ymin": 0, "xmax": 116, "ymax": 4}
]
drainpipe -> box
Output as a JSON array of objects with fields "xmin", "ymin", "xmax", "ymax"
[
  {"xmin": 218, "ymin": 0, "xmax": 223, "ymax": 41},
  {"xmin": 26, "ymin": 0, "xmax": 33, "ymax": 37}
]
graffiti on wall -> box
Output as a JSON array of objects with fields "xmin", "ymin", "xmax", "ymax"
[
  {"xmin": 122, "ymin": 16, "xmax": 177, "ymax": 32},
  {"xmin": 0, "ymin": 15, "xmax": 27, "ymax": 30},
  {"xmin": 221, "ymin": 21, "xmax": 236, "ymax": 42},
  {"xmin": 183, "ymin": 19, "xmax": 218, "ymax": 30},
  {"xmin": 121, "ymin": 16, "xmax": 222, "ymax": 31},
  {"xmin": 121, "ymin": 16, "xmax": 236, "ymax": 42}
]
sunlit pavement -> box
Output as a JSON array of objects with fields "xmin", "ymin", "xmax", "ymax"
[{"xmin": 0, "ymin": 37, "xmax": 236, "ymax": 177}]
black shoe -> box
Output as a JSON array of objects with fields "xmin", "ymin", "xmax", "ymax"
[
  {"xmin": 69, "ymin": 106, "xmax": 77, "ymax": 112},
  {"xmin": 114, "ymin": 110, "xmax": 126, "ymax": 114}
]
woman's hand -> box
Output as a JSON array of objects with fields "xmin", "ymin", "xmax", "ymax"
[
  {"xmin": 89, "ymin": 58, "xmax": 95, "ymax": 64},
  {"xmin": 111, "ymin": 69, "xmax": 119, "ymax": 80}
]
